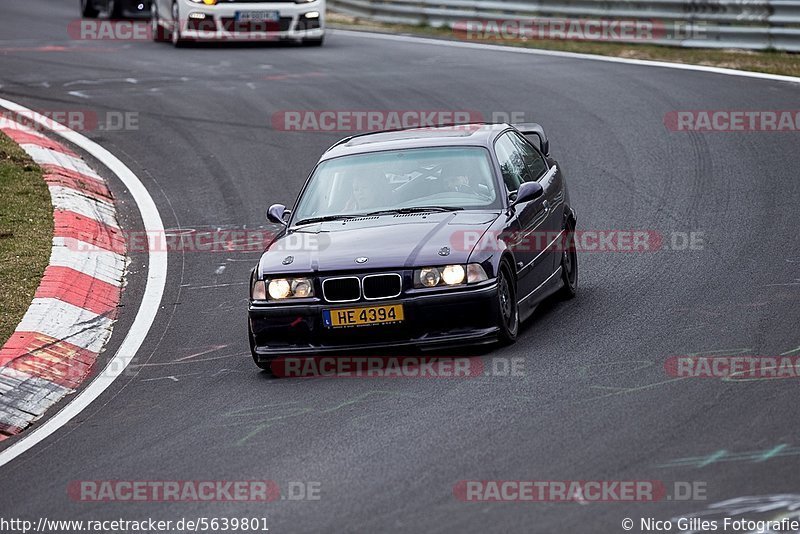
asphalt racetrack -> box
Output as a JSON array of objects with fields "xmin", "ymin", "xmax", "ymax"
[{"xmin": 1, "ymin": 1, "xmax": 800, "ymax": 532}]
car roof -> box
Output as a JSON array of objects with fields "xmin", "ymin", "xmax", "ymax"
[{"xmin": 320, "ymin": 123, "xmax": 511, "ymax": 161}]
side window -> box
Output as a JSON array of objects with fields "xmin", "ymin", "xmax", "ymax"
[
  {"xmin": 510, "ymin": 132, "xmax": 548, "ymax": 180},
  {"xmin": 494, "ymin": 133, "xmax": 528, "ymax": 191}
]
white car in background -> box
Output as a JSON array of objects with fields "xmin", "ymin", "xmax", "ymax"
[{"xmin": 151, "ymin": 0, "xmax": 324, "ymax": 47}]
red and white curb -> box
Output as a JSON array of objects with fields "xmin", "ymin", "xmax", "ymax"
[{"xmin": 0, "ymin": 118, "xmax": 126, "ymax": 440}]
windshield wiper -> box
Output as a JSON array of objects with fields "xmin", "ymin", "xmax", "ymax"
[
  {"xmin": 293, "ymin": 214, "xmax": 361, "ymax": 226},
  {"xmin": 295, "ymin": 207, "xmax": 464, "ymax": 225},
  {"xmin": 365, "ymin": 206, "xmax": 464, "ymax": 216}
]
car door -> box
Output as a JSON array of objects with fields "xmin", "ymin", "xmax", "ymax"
[
  {"xmin": 508, "ymin": 131, "xmax": 563, "ymax": 276},
  {"xmin": 494, "ymin": 132, "xmax": 550, "ymax": 300}
]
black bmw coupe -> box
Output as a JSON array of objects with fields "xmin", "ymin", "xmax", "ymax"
[{"xmin": 248, "ymin": 123, "xmax": 577, "ymax": 370}]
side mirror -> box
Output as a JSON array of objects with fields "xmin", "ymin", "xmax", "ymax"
[
  {"xmin": 511, "ymin": 181, "xmax": 544, "ymax": 206},
  {"xmin": 267, "ymin": 204, "xmax": 290, "ymax": 225}
]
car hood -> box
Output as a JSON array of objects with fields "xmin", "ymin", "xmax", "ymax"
[{"xmin": 259, "ymin": 211, "xmax": 499, "ymax": 275}]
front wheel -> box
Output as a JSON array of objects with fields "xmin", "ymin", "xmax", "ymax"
[
  {"xmin": 81, "ymin": 0, "xmax": 100, "ymax": 18},
  {"xmin": 170, "ymin": 1, "xmax": 186, "ymax": 47},
  {"xmin": 559, "ymin": 220, "xmax": 578, "ymax": 299},
  {"xmin": 495, "ymin": 265, "xmax": 519, "ymax": 345}
]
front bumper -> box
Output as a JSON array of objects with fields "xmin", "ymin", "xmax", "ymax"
[
  {"xmin": 178, "ymin": 0, "xmax": 324, "ymax": 41},
  {"xmin": 248, "ymin": 281, "xmax": 500, "ymax": 360}
]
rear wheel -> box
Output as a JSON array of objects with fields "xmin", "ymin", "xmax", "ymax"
[
  {"xmin": 495, "ymin": 265, "xmax": 519, "ymax": 345},
  {"xmin": 81, "ymin": 0, "xmax": 100, "ymax": 18},
  {"xmin": 560, "ymin": 219, "xmax": 578, "ymax": 299},
  {"xmin": 151, "ymin": 2, "xmax": 169, "ymax": 42}
]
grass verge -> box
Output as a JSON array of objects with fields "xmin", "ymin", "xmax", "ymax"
[
  {"xmin": 328, "ymin": 13, "xmax": 800, "ymax": 78},
  {"xmin": 0, "ymin": 131, "xmax": 53, "ymax": 346}
]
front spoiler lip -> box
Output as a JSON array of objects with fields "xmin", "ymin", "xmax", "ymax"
[
  {"xmin": 251, "ymin": 327, "xmax": 500, "ymax": 360},
  {"xmin": 180, "ymin": 28, "xmax": 324, "ymax": 40}
]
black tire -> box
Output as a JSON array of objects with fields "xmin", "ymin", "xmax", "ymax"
[
  {"xmin": 151, "ymin": 3, "xmax": 169, "ymax": 42},
  {"xmin": 495, "ymin": 264, "xmax": 519, "ymax": 345},
  {"xmin": 81, "ymin": 0, "xmax": 100, "ymax": 18},
  {"xmin": 559, "ymin": 220, "xmax": 578, "ymax": 299},
  {"xmin": 170, "ymin": 1, "xmax": 186, "ymax": 47},
  {"xmin": 108, "ymin": 0, "xmax": 124, "ymax": 19},
  {"xmin": 302, "ymin": 37, "xmax": 324, "ymax": 47},
  {"xmin": 248, "ymin": 324, "xmax": 273, "ymax": 373}
]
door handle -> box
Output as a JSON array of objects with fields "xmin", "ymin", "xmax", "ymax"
[{"xmin": 543, "ymin": 200, "xmax": 550, "ymax": 212}]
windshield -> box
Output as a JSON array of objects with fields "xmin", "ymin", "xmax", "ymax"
[{"xmin": 292, "ymin": 147, "xmax": 499, "ymax": 223}]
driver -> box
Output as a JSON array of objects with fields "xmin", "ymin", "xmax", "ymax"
[
  {"xmin": 442, "ymin": 165, "xmax": 474, "ymax": 193},
  {"xmin": 344, "ymin": 173, "xmax": 388, "ymax": 211}
]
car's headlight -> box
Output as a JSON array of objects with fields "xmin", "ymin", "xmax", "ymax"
[
  {"xmin": 291, "ymin": 278, "xmax": 313, "ymax": 298},
  {"xmin": 441, "ymin": 264, "xmax": 465, "ymax": 285},
  {"xmin": 467, "ymin": 264, "xmax": 488, "ymax": 283},
  {"xmin": 263, "ymin": 277, "xmax": 314, "ymax": 300},
  {"xmin": 295, "ymin": 0, "xmax": 316, "ymax": 4},
  {"xmin": 418, "ymin": 267, "xmax": 441, "ymax": 287},
  {"xmin": 268, "ymin": 279, "xmax": 291, "ymax": 299},
  {"xmin": 190, "ymin": 0, "xmax": 217, "ymax": 5},
  {"xmin": 251, "ymin": 280, "xmax": 267, "ymax": 300},
  {"xmin": 414, "ymin": 264, "xmax": 485, "ymax": 288}
]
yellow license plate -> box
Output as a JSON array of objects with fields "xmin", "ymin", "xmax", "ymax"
[{"xmin": 324, "ymin": 304, "xmax": 404, "ymax": 328}]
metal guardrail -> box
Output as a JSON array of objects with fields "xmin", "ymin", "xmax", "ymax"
[{"xmin": 328, "ymin": 0, "xmax": 800, "ymax": 51}]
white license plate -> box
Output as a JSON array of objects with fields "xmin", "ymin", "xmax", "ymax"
[{"xmin": 235, "ymin": 11, "xmax": 280, "ymax": 22}]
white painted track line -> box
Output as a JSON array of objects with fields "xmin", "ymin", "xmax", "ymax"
[{"xmin": 335, "ymin": 29, "xmax": 800, "ymax": 85}]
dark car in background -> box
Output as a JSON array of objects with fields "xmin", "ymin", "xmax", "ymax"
[
  {"xmin": 81, "ymin": 0, "xmax": 151, "ymax": 18},
  {"xmin": 248, "ymin": 123, "xmax": 578, "ymax": 370}
]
